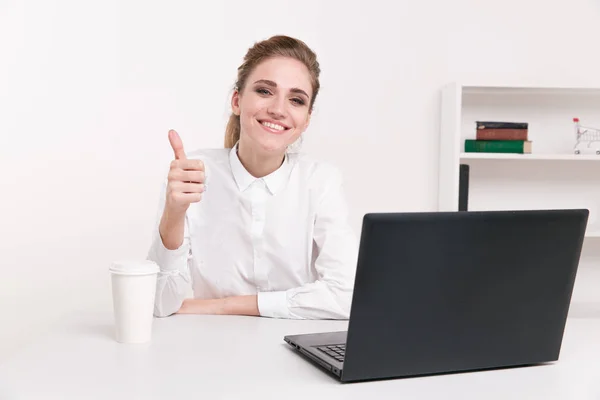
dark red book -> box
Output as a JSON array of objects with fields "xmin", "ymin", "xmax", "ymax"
[{"xmin": 476, "ymin": 128, "xmax": 528, "ymax": 141}]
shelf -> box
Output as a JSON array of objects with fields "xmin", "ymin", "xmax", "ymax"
[
  {"xmin": 460, "ymin": 153, "xmax": 600, "ymax": 161},
  {"xmin": 586, "ymin": 231, "xmax": 600, "ymax": 238},
  {"xmin": 438, "ymin": 82, "xmax": 600, "ymax": 217},
  {"xmin": 459, "ymin": 84, "xmax": 600, "ymax": 96}
]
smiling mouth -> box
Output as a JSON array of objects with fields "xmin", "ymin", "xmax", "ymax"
[{"xmin": 258, "ymin": 119, "xmax": 291, "ymax": 133}]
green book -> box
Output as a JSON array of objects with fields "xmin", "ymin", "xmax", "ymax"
[{"xmin": 464, "ymin": 140, "xmax": 532, "ymax": 154}]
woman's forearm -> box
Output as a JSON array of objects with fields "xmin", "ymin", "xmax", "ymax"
[
  {"xmin": 223, "ymin": 295, "xmax": 259, "ymax": 316},
  {"xmin": 159, "ymin": 208, "xmax": 187, "ymax": 250},
  {"xmin": 177, "ymin": 295, "xmax": 260, "ymax": 316}
]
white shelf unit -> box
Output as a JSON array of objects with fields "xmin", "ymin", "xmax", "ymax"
[{"xmin": 438, "ymin": 82, "xmax": 600, "ymax": 240}]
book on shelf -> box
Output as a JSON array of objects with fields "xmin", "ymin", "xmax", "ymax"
[
  {"xmin": 466, "ymin": 121, "xmax": 532, "ymax": 153},
  {"xmin": 465, "ymin": 139, "xmax": 532, "ymax": 154},
  {"xmin": 476, "ymin": 128, "xmax": 528, "ymax": 141},
  {"xmin": 476, "ymin": 121, "xmax": 528, "ymax": 130}
]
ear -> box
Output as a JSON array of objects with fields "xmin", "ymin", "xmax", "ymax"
[{"xmin": 231, "ymin": 89, "xmax": 241, "ymax": 116}]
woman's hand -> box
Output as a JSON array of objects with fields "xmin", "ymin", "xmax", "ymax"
[
  {"xmin": 176, "ymin": 296, "xmax": 260, "ymax": 316},
  {"xmin": 159, "ymin": 130, "xmax": 205, "ymax": 250},
  {"xmin": 165, "ymin": 129, "xmax": 206, "ymax": 214}
]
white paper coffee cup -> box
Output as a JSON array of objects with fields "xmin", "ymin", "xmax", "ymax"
[{"xmin": 109, "ymin": 260, "xmax": 159, "ymax": 344}]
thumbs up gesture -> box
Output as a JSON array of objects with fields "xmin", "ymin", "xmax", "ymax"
[{"xmin": 165, "ymin": 129, "xmax": 205, "ymax": 213}]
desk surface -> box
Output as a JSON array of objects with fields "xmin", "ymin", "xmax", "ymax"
[{"xmin": 1, "ymin": 310, "xmax": 600, "ymax": 400}]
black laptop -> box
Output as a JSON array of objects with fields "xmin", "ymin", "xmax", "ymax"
[{"xmin": 284, "ymin": 209, "xmax": 589, "ymax": 383}]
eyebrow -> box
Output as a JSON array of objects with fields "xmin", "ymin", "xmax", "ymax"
[{"xmin": 253, "ymin": 79, "xmax": 310, "ymax": 100}]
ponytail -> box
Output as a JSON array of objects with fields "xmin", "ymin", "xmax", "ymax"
[{"xmin": 224, "ymin": 113, "xmax": 241, "ymax": 148}]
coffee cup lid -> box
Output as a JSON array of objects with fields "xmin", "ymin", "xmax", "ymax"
[{"xmin": 109, "ymin": 260, "xmax": 159, "ymax": 275}]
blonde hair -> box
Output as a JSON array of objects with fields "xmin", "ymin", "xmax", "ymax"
[{"xmin": 224, "ymin": 35, "xmax": 321, "ymax": 148}]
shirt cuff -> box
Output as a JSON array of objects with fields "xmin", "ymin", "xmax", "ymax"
[
  {"xmin": 148, "ymin": 234, "xmax": 189, "ymax": 272},
  {"xmin": 257, "ymin": 291, "xmax": 291, "ymax": 319}
]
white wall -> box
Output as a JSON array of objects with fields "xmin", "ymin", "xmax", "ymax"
[{"xmin": 2, "ymin": 0, "xmax": 600, "ymax": 359}]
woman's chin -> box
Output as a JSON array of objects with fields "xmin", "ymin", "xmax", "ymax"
[{"xmin": 255, "ymin": 135, "xmax": 294, "ymax": 153}]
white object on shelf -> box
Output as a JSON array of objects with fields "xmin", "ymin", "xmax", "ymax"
[
  {"xmin": 573, "ymin": 117, "xmax": 600, "ymax": 155},
  {"xmin": 438, "ymin": 82, "xmax": 600, "ymax": 242}
]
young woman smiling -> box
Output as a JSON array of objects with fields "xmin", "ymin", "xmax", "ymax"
[{"xmin": 147, "ymin": 35, "xmax": 358, "ymax": 320}]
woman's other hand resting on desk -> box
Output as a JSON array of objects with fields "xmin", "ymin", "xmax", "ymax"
[{"xmin": 176, "ymin": 296, "xmax": 259, "ymax": 316}]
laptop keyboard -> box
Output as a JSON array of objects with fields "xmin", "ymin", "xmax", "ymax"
[{"xmin": 316, "ymin": 344, "xmax": 345, "ymax": 362}]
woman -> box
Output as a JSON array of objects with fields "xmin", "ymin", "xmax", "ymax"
[{"xmin": 147, "ymin": 35, "xmax": 358, "ymax": 319}]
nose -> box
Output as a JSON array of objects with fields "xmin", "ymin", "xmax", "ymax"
[{"xmin": 267, "ymin": 95, "xmax": 286, "ymax": 119}]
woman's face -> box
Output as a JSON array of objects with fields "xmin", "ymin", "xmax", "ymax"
[{"xmin": 232, "ymin": 56, "xmax": 312, "ymax": 155}]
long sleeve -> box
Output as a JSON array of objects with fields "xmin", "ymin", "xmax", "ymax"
[
  {"xmin": 147, "ymin": 178, "xmax": 192, "ymax": 318},
  {"xmin": 257, "ymin": 165, "xmax": 359, "ymax": 320}
]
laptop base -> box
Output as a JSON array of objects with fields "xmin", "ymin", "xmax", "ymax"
[{"xmin": 284, "ymin": 331, "xmax": 346, "ymax": 379}]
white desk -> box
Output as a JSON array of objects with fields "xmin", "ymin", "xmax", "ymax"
[{"xmin": 1, "ymin": 309, "xmax": 599, "ymax": 399}]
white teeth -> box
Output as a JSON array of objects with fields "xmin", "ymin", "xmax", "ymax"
[{"xmin": 261, "ymin": 121, "xmax": 286, "ymax": 131}]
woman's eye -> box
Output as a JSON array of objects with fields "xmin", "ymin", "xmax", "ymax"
[
  {"xmin": 256, "ymin": 88, "xmax": 271, "ymax": 95},
  {"xmin": 291, "ymin": 98, "xmax": 305, "ymax": 106}
]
